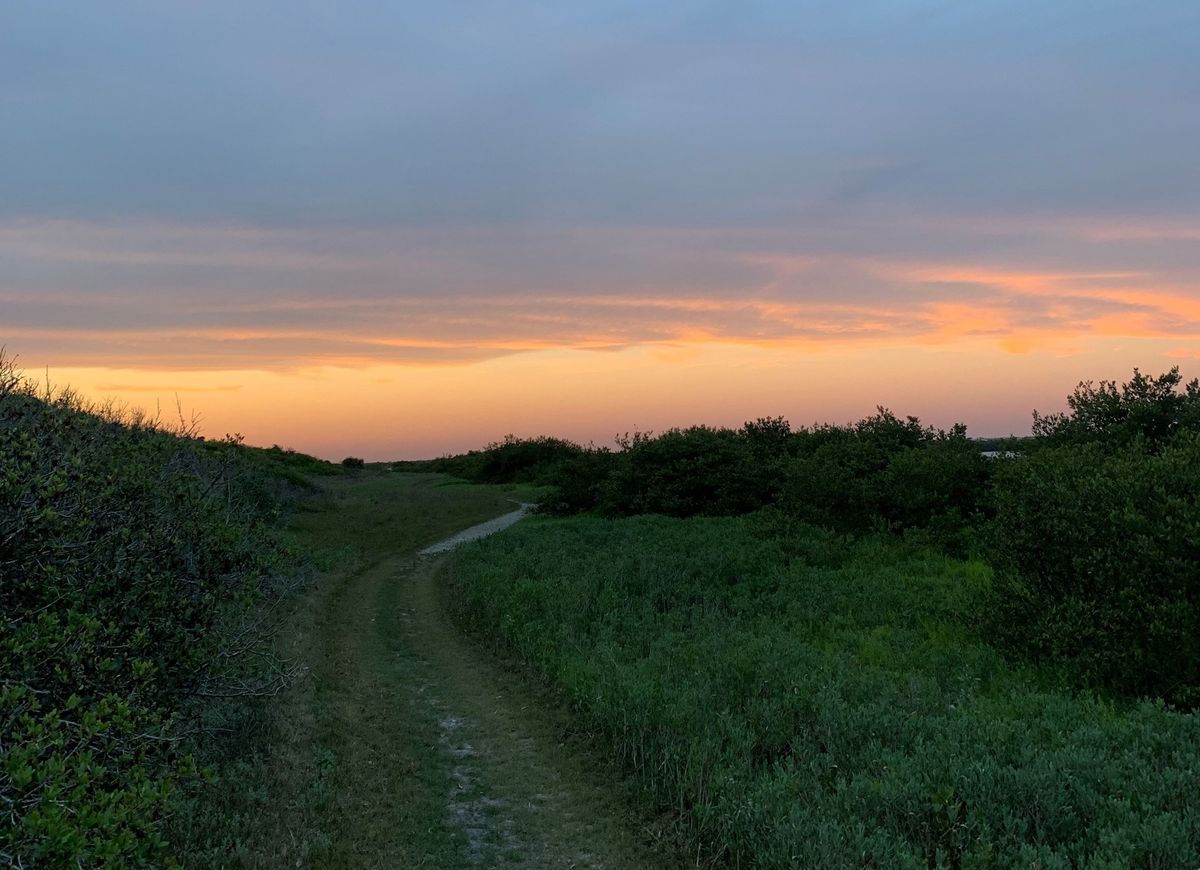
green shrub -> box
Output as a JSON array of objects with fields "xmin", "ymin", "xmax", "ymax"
[
  {"xmin": 0, "ymin": 359, "xmax": 298, "ymax": 865},
  {"xmin": 594, "ymin": 426, "xmax": 766, "ymax": 517},
  {"xmin": 538, "ymin": 445, "xmax": 615, "ymax": 514},
  {"xmin": 412, "ymin": 410, "xmax": 994, "ymax": 539},
  {"xmin": 783, "ymin": 412, "xmax": 990, "ymax": 537},
  {"xmin": 986, "ymin": 369, "xmax": 1200, "ymax": 705},
  {"xmin": 425, "ymin": 434, "xmax": 585, "ymax": 485},
  {"xmin": 341, "ymin": 456, "xmax": 366, "ymax": 469},
  {"xmin": 1031, "ymin": 366, "xmax": 1200, "ymax": 450},
  {"xmin": 987, "ymin": 435, "xmax": 1200, "ymax": 705}
]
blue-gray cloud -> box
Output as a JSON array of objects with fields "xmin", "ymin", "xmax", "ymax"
[{"xmin": 3, "ymin": 1, "xmax": 1198, "ymax": 226}]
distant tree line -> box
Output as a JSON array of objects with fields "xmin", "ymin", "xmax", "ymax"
[{"xmin": 426, "ymin": 368, "xmax": 1200, "ymax": 707}]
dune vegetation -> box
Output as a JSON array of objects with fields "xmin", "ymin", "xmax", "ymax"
[
  {"xmin": 5, "ymin": 358, "xmax": 1199, "ymax": 867},
  {"xmin": 0, "ymin": 355, "xmax": 336, "ymax": 865},
  {"xmin": 452, "ymin": 515, "xmax": 1199, "ymax": 866},
  {"xmin": 442, "ymin": 368, "xmax": 1200, "ymax": 866}
]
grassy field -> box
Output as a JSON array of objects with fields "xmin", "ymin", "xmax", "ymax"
[
  {"xmin": 450, "ymin": 512, "xmax": 1200, "ymax": 868},
  {"xmin": 173, "ymin": 471, "xmax": 669, "ymax": 868},
  {"xmin": 171, "ymin": 472, "xmax": 522, "ymax": 865}
]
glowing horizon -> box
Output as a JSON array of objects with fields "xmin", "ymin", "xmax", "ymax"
[{"xmin": 19, "ymin": 332, "xmax": 1191, "ymax": 462}]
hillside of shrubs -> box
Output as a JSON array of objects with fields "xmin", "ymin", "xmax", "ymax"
[
  {"xmin": 436, "ymin": 368, "xmax": 1200, "ymax": 707},
  {"xmin": 0, "ymin": 356, "xmax": 335, "ymax": 866}
]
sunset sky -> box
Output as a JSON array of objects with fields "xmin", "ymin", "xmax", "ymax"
[{"xmin": 4, "ymin": 2, "xmax": 1199, "ymax": 459}]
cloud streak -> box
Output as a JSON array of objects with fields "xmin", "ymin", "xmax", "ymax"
[{"xmin": 3, "ymin": 215, "xmax": 1197, "ymax": 371}]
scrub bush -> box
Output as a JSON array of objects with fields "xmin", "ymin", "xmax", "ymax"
[
  {"xmin": 1031, "ymin": 366, "xmax": 1200, "ymax": 450},
  {"xmin": 780, "ymin": 412, "xmax": 990, "ymax": 539},
  {"xmin": 987, "ymin": 368, "xmax": 1200, "ymax": 706},
  {"xmin": 594, "ymin": 426, "xmax": 767, "ymax": 517},
  {"xmin": 539, "ymin": 411, "xmax": 991, "ymax": 536},
  {"xmin": 989, "ymin": 437, "xmax": 1200, "ymax": 705},
  {"xmin": 426, "ymin": 434, "xmax": 584, "ymax": 484},
  {"xmin": 0, "ymin": 358, "xmax": 303, "ymax": 865}
]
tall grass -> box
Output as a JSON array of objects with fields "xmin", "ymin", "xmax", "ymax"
[{"xmin": 451, "ymin": 514, "xmax": 1200, "ymax": 867}]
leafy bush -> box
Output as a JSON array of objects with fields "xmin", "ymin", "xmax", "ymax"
[
  {"xmin": 537, "ymin": 411, "xmax": 991, "ymax": 538},
  {"xmin": 988, "ymin": 435, "xmax": 1200, "ymax": 706},
  {"xmin": 537, "ymin": 445, "xmax": 614, "ymax": 515},
  {"xmin": 782, "ymin": 411, "xmax": 989, "ymax": 538},
  {"xmin": 258, "ymin": 444, "xmax": 340, "ymax": 482},
  {"xmin": 425, "ymin": 434, "xmax": 585, "ymax": 484},
  {"xmin": 0, "ymin": 358, "xmax": 300, "ymax": 865},
  {"xmin": 1031, "ymin": 366, "xmax": 1200, "ymax": 450},
  {"xmin": 593, "ymin": 426, "xmax": 767, "ymax": 517},
  {"xmin": 341, "ymin": 456, "xmax": 366, "ymax": 469},
  {"xmin": 405, "ymin": 409, "xmax": 993, "ymax": 541},
  {"xmin": 985, "ymin": 369, "xmax": 1200, "ymax": 705}
]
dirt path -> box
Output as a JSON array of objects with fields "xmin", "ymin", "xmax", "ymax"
[
  {"xmin": 193, "ymin": 475, "xmax": 673, "ymax": 868},
  {"xmin": 390, "ymin": 517, "xmax": 668, "ymax": 868},
  {"xmin": 419, "ymin": 503, "xmax": 535, "ymax": 554},
  {"xmin": 297, "ymin": 478, "xmax": 672, "ymax": 867}
]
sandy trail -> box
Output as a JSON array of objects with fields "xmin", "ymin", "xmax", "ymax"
[
  {"xmin": 419, "ymin": 503, "xmax": 536, "ymax": 555},
  {"xmin": 224, "ymin": 475, "xmax": 671, "ymax": 868},
  {"xmin": 388, "ymin": 508, "xmax": 670, "ymax": 868}
]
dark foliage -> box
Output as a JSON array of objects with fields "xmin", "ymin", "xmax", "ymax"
[
  {"xmin": 434, "ymin": 367, "xmax": 1200, "ymax": 706},
  {"xmin": 988, "ymin": 369, "xmax": 1200, "ymax": 706},
  {"xmin": 341, "ymin": 456, "xmax": 366, "ymax": 469},
  {"xmin": 783, "ymin": 411, "xmax": 989, "ymax": 539},
  {"xmin": 1031, "ymin": 366, "xmax": 1200, "ymax": 451},
  {"xmin": 539, "ymin": 411, "xmax": 992, "ymax": 547},
  {"xmin": 594, "ymin": 426, "xmax": 770, "ymax": 517},
  {"xmin": 453, "ymin": 516, "xmax": 1200, "ymax": 867},
  {"xmin": 0, "ymin": 358, "xmax": 311, "ymax": 865},
  {"xmin": 425, "ymin": 434, "xmax": 586, "ymax": 485}
]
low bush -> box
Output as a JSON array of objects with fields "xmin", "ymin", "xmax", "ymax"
[
  {"xmin": 543, "ymin": 411, "xmax": 991, "ymax": 538},
  {"xmin": 426, "ymin": 434, "xmax": 585, "ymax": 485},
  {"xmin": 1031, "ymin": 366, "xmax": 1200, "ymax": 451},
  {"xmin": 0, "ymin": 358, "xmax": 302, "ymax": 865},
  {"xmin": 594, "ymin": 426, "xmax": 768, "ymax": 517},
  {"xmin": 435, "ymin": 367, "xmax": 1200, "ymax": 710},
  {"xmin": 781, "ymin": 412, "xmax": 990, "ymax": 537},
  {"xmin": 983, "ymin": 368, "xmax": 1200, "ymax": 706}
]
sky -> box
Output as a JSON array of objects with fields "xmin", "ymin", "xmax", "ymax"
[{"xmin": 3, "ymin": 1, "xmax": 1199, "ymax": 459}]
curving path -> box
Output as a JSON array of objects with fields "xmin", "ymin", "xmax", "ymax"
[{"xmin": 285, "ymin": 477, "xmax": 675, "ymax": 869}]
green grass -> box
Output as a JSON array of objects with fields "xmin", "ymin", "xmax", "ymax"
[
  {"xmin": 450, "ymin": 513, "xmax": 1200, "ymax": 868},
  {"xmin": 172, "ymin": 471, "xmax": 668, "ymax": 868},
  {"xmin": 172, "ymin": 471, "xmax": 523, "ymax": 867}
]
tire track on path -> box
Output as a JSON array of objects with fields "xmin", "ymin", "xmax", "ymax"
[{"xmin": 375, "ymin": 506, "xmax": 673, "ymax": 868}]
